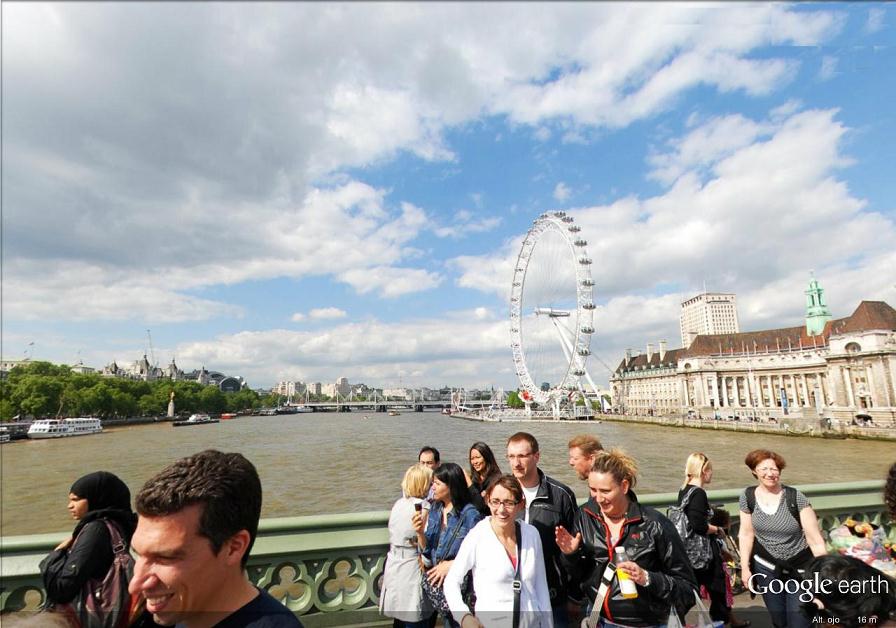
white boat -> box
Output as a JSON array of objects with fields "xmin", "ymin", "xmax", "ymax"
[
  {"xmin": 173, "ymin": 414, "xmax": 219, "ymax": 427},
  {"xmin": 27, "ymin": 418, "xmax": 103, "ymax": 439}
]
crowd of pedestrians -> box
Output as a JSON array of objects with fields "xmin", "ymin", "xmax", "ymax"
[
  {"xmin": 381, "ymin": 436, "xmax": 896, "ymax": 628},
  {"xmin": 18, "ymin": 438, "xmax": 896, "ymax": 628}
]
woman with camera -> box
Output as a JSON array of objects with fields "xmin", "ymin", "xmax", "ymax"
[{"xmin": 381, "ymin": 463, "xmax": 434, "ymax": 627}]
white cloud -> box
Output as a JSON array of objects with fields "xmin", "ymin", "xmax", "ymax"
[
  {"xmin": 175, "ymin": 313, "xmax": 512, "ymax": 388},
  {"xmin": 553, "ymin": 182, "xmax": 571, "ymax": 201},
  {"xmin": 432, "ymin": 211, "xmax": 502, "ymax": 239},
  {"xmin": 818, "ymin": 55, "xmax": 838, "ymax": 81},
  {"xmin": 292, "ymin": 308, "xmax": 348, "ymax": 321},
  {"xmin": 309, "ymin": 307, "xmax": 348, "ymax": 320},
  {"xmin": 339, "ymin": 266, "xmax": 442, "ymax": 298},
  {"xmin": 648, "ymin": 114, "xmax": 770, "ymax": 185},
  {"xmin": 866, "ymin": 8, "xmax": 886, "ymax": 33}
]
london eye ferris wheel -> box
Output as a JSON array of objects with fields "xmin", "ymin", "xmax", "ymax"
[{"xmin": 509, "ymin": 211, "xmax": 599, "ymax": 414}]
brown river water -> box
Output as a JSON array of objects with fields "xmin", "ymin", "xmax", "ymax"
[{"xmin": 1, "ymin": 412, "xmax": 892, "ymax": 536}]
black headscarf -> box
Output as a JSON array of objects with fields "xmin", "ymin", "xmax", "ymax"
[{"xmin": 70, "ymin": 471, "xmax": 137, "ymax": 541}]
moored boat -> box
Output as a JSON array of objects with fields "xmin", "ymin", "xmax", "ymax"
[
  {"xmin": 27, "ymin": 418, "xmax": 103, "ymax": 439},
  {"xmin": 388, "ymin": 410, "xmax": 401, "ymax": 416},
  {"xmin": 0, "ymin": 427, "xmax": 10, "ymax": 444},
  {"xmin": 220, "ymin": 413, "xmax": 237, "ymax": 420},
  {"xmin": 172, "ymin": 414, "xmax": 219, "ymax": 427}
]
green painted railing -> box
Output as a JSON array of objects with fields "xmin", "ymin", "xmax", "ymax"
[{"xmin": 1, "ymin": 481, "xmax": 891, "ymax": 627}]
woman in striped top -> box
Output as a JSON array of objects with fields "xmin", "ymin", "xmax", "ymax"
[{"xmin": 737, "ymin": 449, "xmax": 827, "ymax": 628}]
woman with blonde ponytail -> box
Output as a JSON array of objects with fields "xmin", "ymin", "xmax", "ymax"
[
  {"xmin": 680, "ymin": 453, "xmax": 742, "ymax": 626},
  {"xmin": 555, "ymin": 449, "xmax": 697, "ymax": 626}
]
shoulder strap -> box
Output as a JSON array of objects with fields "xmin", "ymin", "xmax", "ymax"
[
  {"xmin": 745, "ymin": 486, "xmax": 756, "ymax": 513},
  {"xmin": 103, "ymin": 521, "xmax": 129, "ymax": 555},
  {"xmin": 513, "ymin": 521, "xmax": 522, "ymax": 628},
  {"xmin": 582, "ymin": 559, "xmax": 617, "ymax": 628},
  {"xmin": 784, "ymin": 486, "xmax": 803, "ymax": 529},
  {"xmin": 679, "ymin": 485, "xmax": 698, "ymax": 509},
  {"xmin": 435, "ymin": 511, "xmax": 465, "ymax": 563},
  {"xmin": 746, "ymin": 486, "xmax": 802, "ymax": 528}
]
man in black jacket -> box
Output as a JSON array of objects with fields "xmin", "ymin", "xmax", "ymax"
[{"xmin": 506, "ymin": 432, "xmax": 579, "ymax": 626}]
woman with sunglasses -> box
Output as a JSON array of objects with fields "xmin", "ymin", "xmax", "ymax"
[
  {"xmin": 444, "ymin": 475, "xmax": 552, "ymax": 627},
  {"xmin": 738, "ymin": 449, "xmax": 826, "ymax": 628}
]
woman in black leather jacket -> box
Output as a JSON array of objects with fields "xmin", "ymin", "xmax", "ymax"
[
  {"xmin": 556, "ymin": 449, "xmax": 697, "ymax": 627},
  {"xmin": 40, "ymin": 471, "xmax": 137, "ymax": 607}
]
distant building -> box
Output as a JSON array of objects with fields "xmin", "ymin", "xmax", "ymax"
[
  {"xmin": 680, "ymin": 292, "xmax": 739, "ymax": 348},
  {"xmin": 383, "ymin": 387, "xmax": 413, "ymax": 400},
  {"xmin": 126, "ymin": 355, "xmax": 163, "ymax": 381},
  {"xmin": 70, "ymin": 362, "xmax": 95, "ymax": 375},
  {"xmin": 614, "ymin": 279, "xmax": 896, "ymax": 423},
  {"xmin": 166, "ymin": 358, "xmax": 183, "ymax": 381}
]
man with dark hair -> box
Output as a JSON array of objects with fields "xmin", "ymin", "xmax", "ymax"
[
  {"xmin": 129, "ymin": 450, "xmax": 302, "ymax": 628},
  {"xmin": 506, "ymin": 432, "xmax": 579, "ymax": 626},
  {"xmin": 567, "ymin": 434, "xmax": 603, "ymax": 481},
  {"xmin": 418, "ymin": 446, "xmax": 440, "ymax": 469}
]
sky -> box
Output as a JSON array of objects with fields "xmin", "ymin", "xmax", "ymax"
[{"xmin": 3, "ymin": 2, "xmax": 895, "ymax": 391}]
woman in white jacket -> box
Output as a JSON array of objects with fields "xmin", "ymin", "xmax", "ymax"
[{"xmin": 444, "ymin": 475, "xmax": 553, "ymax": 628}]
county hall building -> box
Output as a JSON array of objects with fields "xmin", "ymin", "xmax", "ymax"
[{"xmin": 611, "ymin": 278, "xmax": 896, "ymax": 425}]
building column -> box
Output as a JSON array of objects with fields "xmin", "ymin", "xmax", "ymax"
[
  {"xmin": 865, "ymin": 364, "xmax": 875, "ymax": 408},
  {"xmin": 744, "ymin": 374, "xmax": 753, "ymax": 407},
  {"xmin": 750, "ymin": 372, "xmax": 762, "ymax": 408},
  {"xmin": 800, "ymin": 374, "xmax": 810, "ymax": 407},
  {"xmin": 877, "ymin": 359, "xmax": 893, "ymax": 408},
  {"xmin": 699, "ymin": 375, "xmax": 708, "ymax": 407},
  {"xmin": 827, "ymin": 366, "xmax": 840, "ymax": 406},
  {"xmin": 766, "ymin": 375, "xmax": 775, "ymax": 407},
  {"xmin": 843, "ymin": 367, "xmax": 856, "ymax": 407},
  {"xmin": 721, "ymin": 376, "xmax": 729, "ymax": 407},
  {"xmin": 732, "ymin": 376, "xmax": 741, "ymax": 407},
  {"xmin": 709, "ymin": 376, "xmax": 718, "ymax": 408}
]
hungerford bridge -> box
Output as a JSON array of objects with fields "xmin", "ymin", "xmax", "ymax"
[{"xmin": 278, "ymin": 389, "xmax": 504, "ymax": 413}]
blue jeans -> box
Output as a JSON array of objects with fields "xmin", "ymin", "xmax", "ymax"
[{"xmin": 753, "ymin": 560, "xmax": 811, "ymax": 628}]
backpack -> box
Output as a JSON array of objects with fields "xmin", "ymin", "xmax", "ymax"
[
  {"xmin": 59, "ymin": 520, "xmax": 134, "ymax": 628},
  {"xmin": 666, "ymin": 485, "xmax": 713, "ymax": 570},
  {"xmin": 744, "ymin": 485, "xmax": 803, "ymax": 529}
]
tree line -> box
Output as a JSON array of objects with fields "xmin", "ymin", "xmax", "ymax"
[{"xmin": 0, "ymin": 361, "xmax": 272, "ymax": 421}]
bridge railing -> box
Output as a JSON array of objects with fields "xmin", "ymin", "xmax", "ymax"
[{"xmin": 1, "ymin": 481, "xmax": 890, "ymax": 626}]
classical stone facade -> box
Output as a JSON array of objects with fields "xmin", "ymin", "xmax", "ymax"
[{"xmin": 612, "ymin": 299, "xmax": 896, "ymax": 424}]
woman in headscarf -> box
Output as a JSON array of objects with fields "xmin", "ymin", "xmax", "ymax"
[{"xmin": 40, "ymin": 471, "xmax": 137, "ymax": 607}]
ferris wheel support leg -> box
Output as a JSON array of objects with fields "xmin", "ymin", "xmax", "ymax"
[
  {"xmin": 554, "ymin": 321, "xmax": 602, "ymax": 400},
  {"xmin": 550, "ymin": 318, "xmax": 575, "ymax": 364}
]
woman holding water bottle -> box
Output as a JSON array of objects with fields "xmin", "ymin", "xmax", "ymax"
[{"xmin": 555, "ymin": 449, "xmax": 698, "ymax": 627}]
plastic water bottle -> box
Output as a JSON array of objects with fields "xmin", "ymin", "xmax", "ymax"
[{"xmin": 615, "ymin": 547, "xmax": 638, "ymax": 599}]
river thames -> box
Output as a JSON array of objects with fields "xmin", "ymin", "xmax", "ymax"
[{"xmin": 2, "ymin": 412, "xmax": 893, "ymax": 536}]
